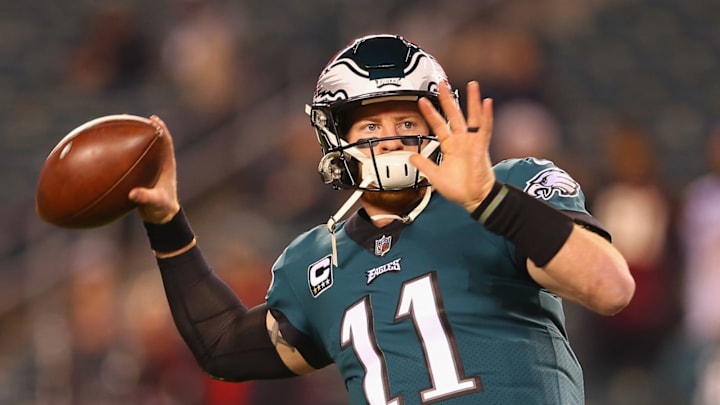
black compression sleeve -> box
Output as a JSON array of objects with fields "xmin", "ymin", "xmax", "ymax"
[{"xmin": 157, "ymin": 247, "xmax": 296, "ymax": 381}]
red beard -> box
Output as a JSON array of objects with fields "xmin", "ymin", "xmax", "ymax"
[{"xmin": 360, "ymin": 188, "xmax": 426, "ymax": 215}]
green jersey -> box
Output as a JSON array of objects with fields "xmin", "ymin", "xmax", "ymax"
[{"xmin": 267, "ymin": 158, "xmax": 601, "ymax": 404}]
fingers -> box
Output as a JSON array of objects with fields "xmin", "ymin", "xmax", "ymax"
[
  {"xmin": 409, "ymin": 153, "xmax": 441, "ymax": 183},
  {"xmin": 149, "ymin": 115, "xmax": 168, "ymax": 134},
  {"xmin": 128, "ymin": 115, "xmax": 181, "ymax": 223},
  {"xmin": 146, "ymin": 115, "xmax": 177, "ymax": 174},
  {"xmin": 150, "ymin": 115, "xmax": 173, "ymax": 147},
  {"xmin": 418, "ymin": 97, "xmax": 450, "ymax": 141},
  {"xmin": 481, "ymin": 97, "xmax": 494, "ymax": 140},
  {"xmin": 438, "ymin": 82, "xmax": 465, "ymax": 133},
  {"xmin": 418, "ymin": 81, "xmax": 492, "ymax": 140},
  {"xmin": 465, "ymin": 81, "xmax": 482, "ymax": 130},
  {"xmin": 464, "ymin": 81, "xmax": 493, "ymax": 138}
]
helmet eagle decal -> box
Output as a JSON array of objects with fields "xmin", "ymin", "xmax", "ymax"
[{"xmin": 314, "ymin": 39, "xmax": 440, "ymax": 105}]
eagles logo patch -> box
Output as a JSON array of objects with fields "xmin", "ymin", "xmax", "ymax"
[{"xmin": 524, "ymin": 168, "xmax": 580, "ymax": 200}]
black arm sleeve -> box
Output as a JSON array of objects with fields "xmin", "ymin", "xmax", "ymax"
[{"xmin": 157, "ymin": 246, "xmax": 296, "ymax": 381}]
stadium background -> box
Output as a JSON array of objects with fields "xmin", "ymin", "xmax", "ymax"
[{"xmin": 0, "ymin": 0, "xmax": 718, "ymax": 404}]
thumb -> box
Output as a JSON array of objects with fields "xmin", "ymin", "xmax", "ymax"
[{"xmin": 128, "ymin": 187, "xmax": 152, "ymax": 204}]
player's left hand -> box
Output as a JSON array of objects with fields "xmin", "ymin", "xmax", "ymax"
[{"xmin": 410, "ymin": 80, "xmax": 496, "ymax": 212}]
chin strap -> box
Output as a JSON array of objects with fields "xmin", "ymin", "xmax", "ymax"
[{"xmin": 326, "ymin": 178, "xmax": 371, "ymax": 267}]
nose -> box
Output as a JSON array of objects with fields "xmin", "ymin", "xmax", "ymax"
[{"xmin": 378, "ymin": 128, "xmax": 405, "ymax": 153}]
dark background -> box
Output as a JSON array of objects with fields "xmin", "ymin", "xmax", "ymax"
[{"xmin": 0, "ymin": 1, "xmax": 717, "ymax": 404}]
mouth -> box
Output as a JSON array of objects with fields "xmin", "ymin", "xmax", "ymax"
[{"xmin": 359, "ymin": 150, "xmax": 422, "ymax": 190}]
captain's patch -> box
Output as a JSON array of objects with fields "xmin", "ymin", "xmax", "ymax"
[
  {"xmin": 524, "ymin": 168, "xmax": 580, "ymax": 200},
  {"xmin": 308, "ymin": 255, "xmax": 333, "ymax": 298}
]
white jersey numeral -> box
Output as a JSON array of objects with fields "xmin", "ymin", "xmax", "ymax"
[
  {"xmin": 341, "ymin": 299, "xmax": 402, "ymax": 405},
  {"xmin": 340, "ymin": 272, "xmax": 482, "ymax": 404}
]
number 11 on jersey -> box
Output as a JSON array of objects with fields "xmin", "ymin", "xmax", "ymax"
[{"xmin": 341, "ymin": 272, "xmax": 482, "ymax": 404}]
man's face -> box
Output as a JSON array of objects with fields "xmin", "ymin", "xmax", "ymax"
[{"xmin": 344, "ymin": 100, "xmax": 431, "ymax": 213}]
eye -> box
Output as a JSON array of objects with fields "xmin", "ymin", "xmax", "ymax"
[
  {"xmin": 401, "ymin": 121, "xmax": 415, "ymax": 130},
  {"xmin": 365, "ymin": 123, "xmax": 378, "ymax": 132}
]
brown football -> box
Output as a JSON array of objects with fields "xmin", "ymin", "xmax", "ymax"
[{"xmin": 36, "ymin": 114, "xmax": 166, "ymax": 229}]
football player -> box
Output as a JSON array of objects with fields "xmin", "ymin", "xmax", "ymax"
[{"xmin": 129, "ymin": 34, "xmax": 634, "ymax": 404}]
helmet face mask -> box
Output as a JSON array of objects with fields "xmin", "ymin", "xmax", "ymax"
[
  {"xmin": 320, "ymin": 135, "xmax": 438, "ymax": 191},
  {"xmin": 309, "ymin": 34, "xmax": 453, "ymax": 191}
]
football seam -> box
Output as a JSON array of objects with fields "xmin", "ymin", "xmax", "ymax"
[{"xmin": 59, "ymin": 132, "xmax": 162, "ymax": 226}]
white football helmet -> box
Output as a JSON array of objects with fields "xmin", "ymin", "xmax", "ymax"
[{"xmin": 308, "ymin": 34, "xmax": 454, "ymax": 191}]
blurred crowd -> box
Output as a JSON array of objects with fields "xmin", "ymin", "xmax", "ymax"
[{"xmin": 0, "ymin": 0, "xmax": 719, "ymax": 404}]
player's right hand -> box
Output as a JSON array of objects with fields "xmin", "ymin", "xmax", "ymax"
[{"xmin": 128, "ymin": 115, "xmax": 181, "ymax": 224}]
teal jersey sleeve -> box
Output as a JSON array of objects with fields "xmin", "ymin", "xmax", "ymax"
[
  {"xmin": 266, "ymin": 225, "xmax": 345, "ymax": 344},
  {"xmin": 494, "ymin": 157, "xmax": 587, "ymax": 212},
  {"xmin": 494, "ymin": 157, "xmax": 609, "ymax": 239}
]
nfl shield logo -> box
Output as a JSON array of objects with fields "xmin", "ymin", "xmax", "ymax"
[{"xmin": 374, "ymin": 235, "xmax": 392, "ymax": 257}]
